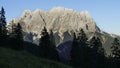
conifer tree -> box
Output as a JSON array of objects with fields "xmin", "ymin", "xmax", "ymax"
[
  {"xmin": 39, "ymin": 27, "xmax": 59, "ymax": 61},
  {"xmin": 90, "ymin": 37, "xmax": 104, "ymax": 53},
  {"xmin": 11, "ymin": 23, "xmax": 23, "ymax": 50},
  {"xmin": 49, "ymin": 30, "xmax": 56, "ymax": 46},
  {"xmin": 111, "ymin": 38, "xmax": 120, "ymax": 59},
  {"xmin": 77, "ymin": 29, "xmax": 91, "ymax": 68},
  {"xmin": 0, "ymin": 6, "xmax": 7, "ymax": 46},
  {"xmin": 16, "ymin": 23, "xmax": 23, "ymax": 41},
  {"xmin": 71, "ymin": 29, "xmax": 89, "ymax": 68},
  {"xmin": 77, "ymin": 29, "xmax": 87, "ymax": 46},
  {"xmin": 108, "ymin": 38, "xmax": 120, "ymax": 68},
  {"xmin": 70, "ymin": 32, "xmax": 81, "ymax": 68},
  {"xmin": 89, "ymin": 36, "xmax": 105, "ymax": 68},
  {"xmin": 49, "ymin": 30, "xmax": 59, "ymax": 61},
  {"xmin": 16, "ymin": 23, "xmax": 23, "ymax": 50},
  {"xmin": 0, "ymin": 7, "xmax": 7, "ymax": 37}
]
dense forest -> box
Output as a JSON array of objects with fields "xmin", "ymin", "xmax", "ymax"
[{"xmin": 0, "ymin": 7, "xmax": 120, "ymax": 68}]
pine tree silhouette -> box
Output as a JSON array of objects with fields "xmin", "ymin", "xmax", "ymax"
[
  {"xmin": 89, "ymin": 36, "xmax": 105, "ymax": 68},
  {"xmin": 111, "ymin": 38, "xmax": 120, "ymax": 59},
  {"xmin": 39, "ymin": 27, "xmax": 59, "ymax": 61},
  {"xmin": 108, "ymin": 38, "xmax": 120, "ymax": 68},
  {"xmin": 71, "ymin": 29, "xmax": 90, "ymax": 68},
  {"xmin": 49, "ymin": 29, "xmax": 59, "ymax": 61},
  {"xmin": 11, "ymin": 23, "xmax": 23, "ymax": 50},
  {"xmin": 77, "ymin": 29, "xmax": 88, "ymax": 46},
  {"xmin": 0, "ymin": 6, "xmax": 7, "ymax": 46},
  {"xmin": 0, "ymin": 7, "xmax": 7, "ymax": 36},
  {"xmin": 70, "ymin": 32, "xmax": 81, "ymax": 68}
]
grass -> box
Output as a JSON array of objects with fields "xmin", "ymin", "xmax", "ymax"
[{"xmin": 0, "ymin": 47, "xmax": 72, "ymax": 68}]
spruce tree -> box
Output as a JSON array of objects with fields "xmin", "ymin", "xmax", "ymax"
[
  {"xmin": 110, "ymin": 38, "xmax": 120, "ymax": 68},
  {"xmin": 90, "ymin": 37, "xmax": 104, "ymax": 53},
  {"xmin": 71, "ymin": 29, "xmax": 89, "ymax": 68},
  {"xmin": 70, "ymin": 32, "xmax": 81, "ymax": 68},
  {"xmin": 16, "ymin": 23, "xmax": 23, "ymax": 41},
  {"xmin": 0, "ymin": 7, "xmax": 7, "ymax": 37},
  {"xmin": 39, "ymin": 27, "xmax": 59, "ymax": 61},
  {"xmin": 111, "ymin": 38, "xmax": 120, "ymax": 59},
  {"xmin": 0, "ymin": 6, "xmax": 7, "ymax": 46},
  {"xmin": 77, "ymin": 29, "xmax": 87, "ymax": 46},
  {"xmin": 16, "ymin": 23, "xmax": 23, "ymax": 50},
  {"xmin": 89, "ymin": 36, "xmax": 105, "ymax": 68},
  {"xmin": 12, "ymin": 23, "xmax": 23, "ymax": 50},
  {"xmin": 49, "ymin": 30, "xmax": 59, "ymax": 61},
  {"xmin": 90, "ymin": 36, "xmax": 100, "ymax": 52},
  {"xmin": 77, "ymin": 29, "xmax": 95, "ymax": 68},
  {"xmin": 49, "ymin": 30, "xmax": 56, "ymax": 46}
]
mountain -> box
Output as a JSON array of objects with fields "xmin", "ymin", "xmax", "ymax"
[
  {"xmin": 0, "ymin": 47, "xmax": 73, "ymax": 68},
  {"xmin": 8, "ymin": 7, "xmax": 120, "ymax": 55}
]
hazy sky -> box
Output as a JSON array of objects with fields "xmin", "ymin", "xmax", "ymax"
[{"xmin": 0, "ymin": 0, "xmax": 120, "ymax": 35}]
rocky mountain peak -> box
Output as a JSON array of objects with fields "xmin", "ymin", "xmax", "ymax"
[
  {"xmin": 8, "ymin": 7, "xmax": 100, "ymax": 45},
  {"xmin": 8, "ymin": 7, "xmax": 120, "ymax": 55}
]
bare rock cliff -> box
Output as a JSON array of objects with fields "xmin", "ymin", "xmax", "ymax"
[{"xmin": 8, "ymin": 7, "xmax": 120, "ymax": 54}]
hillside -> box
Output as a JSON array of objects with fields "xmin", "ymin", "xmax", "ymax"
[
  {"xmin": 0, "ymin": 47, "xmax": 72, "ymax": 68},
  {"xmin": 8, "ymin": 7, "xmax": 99, "ymax": 45},
  {"xmin": 8, "ymin": 7, "xmax": 120, "ymax": 55}
]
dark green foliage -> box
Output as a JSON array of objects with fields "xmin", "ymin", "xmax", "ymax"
[
  {"xmin": 89, "ymin": 36, "xmax": 106, "ymax": 68},
  {"xmin": 1, "ymin": 6, "xmax": 120, "ymax": 68},
  {"xmin": 70, "ymin": 29, "xmax": 106, "ymax": 68},
  {"xmin": 111, "ymin": 38, "xmax": 120, "ymax": 59},
  {"xmin": 70, "ymin": 29, "xmax": 89, "ymax": 68},
  {"xmin": 76, "ymin": 29, "xmax": 91, "ymax": 68},
  {"xmin": 49, "ymin": 30, "xmax": 59, "ymax": 60},
  {"xmin": 90, "ymin": 36, "xmax": 105, "ymax": 55},
  {"xmin": 10, "ymin": 23, "xmax": 24, "ymax": 50},
  {"xmin": 39, "ymin": 27, "xmax": 49, "ymax": 46},
  {"xmin": 39, "ymin": 27, "xmax": 59, "ymax": 61},
  {"xmin": 0, "ymin": 7, "xmax": 7, "ymax": 36},
  {"xmin": 70, "ymin": 32, "xmax": 81, "ymax": 68},
  {"xmin": 49, "ymin": 30, "xmax": 56, "ymax": 46},
  {"xmin": 0, "ymin": 47, "xmax": 73, "ymax": 68},
  {"xmin": 0, "ymin": 7, "xmax": 7, "ymax": 46},
  {"xmin": 77, "ymin": 29, "xmax": 88, "ymax": 68},
  {"xmin": 77, "ymin": 29, "xmax": 87, "ymax": 45},
  {"xmin": 15, "ymin": 23, "xmax": 23, "ymax": 41},
  {"xmin": 106, "ymin": 38, "xmax": 120, "ymax": 68},
  {"xmin": 108, "ymin": 38, "xmax": 120, "ymax": 68}
]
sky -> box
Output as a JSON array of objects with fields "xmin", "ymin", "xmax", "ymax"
[{"xmin": 0, "ymin": 0, "xmax": 120, "ymax": 35}]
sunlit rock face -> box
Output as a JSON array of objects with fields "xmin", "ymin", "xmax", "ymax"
[{"xmin": 8, "ymin": 7, "xmax": 120, "ymax": 54}]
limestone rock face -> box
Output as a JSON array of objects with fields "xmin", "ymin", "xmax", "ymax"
[
  {"xmin": 9, "ymin": 7, "xmax": 100, "ymax": 44},
  {"xmin": 8, "ymin": 7, "xmax": 120, "ymax": 54}
]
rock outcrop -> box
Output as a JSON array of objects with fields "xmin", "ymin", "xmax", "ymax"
[{"xmin": 8, "ymin": 7, "xmax": 120, "ymax": 55}]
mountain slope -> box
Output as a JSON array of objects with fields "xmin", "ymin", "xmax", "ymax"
[
  {"xmin": 8, "ymin": 7, "xmax": 100, "ymax": 44},
  {"xmin": 8, "ymin": 7, "xmax": 120, "ymax": 55},
  {"xmin": 0, "ymin": 47, "xmax": 72, "ymax": 68}
]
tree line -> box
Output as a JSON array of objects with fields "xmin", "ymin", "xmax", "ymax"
[
  {"xmin": 70, "ymin": 29, "xmax": 120, "ymax": 68},
  {"xmin": 0, "ymin": 7, "xmax": 120, "ymax": 68},
  {"xmin": 0, "ymin": 7, "xmax": 59, "ymax": 61}
]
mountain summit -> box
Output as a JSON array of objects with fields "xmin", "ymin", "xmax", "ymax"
[{"xmin": 8, "ymin": 7, "xmax": 120, "ymax": 54}]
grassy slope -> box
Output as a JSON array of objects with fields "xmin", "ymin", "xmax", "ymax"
[{"xmin": 0, "ymin": 47, "xmax": 72, "ymax": 68}]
